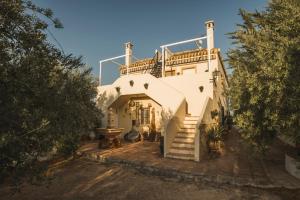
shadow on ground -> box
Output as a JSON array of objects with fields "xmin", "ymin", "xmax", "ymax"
[
  {"xmin": 0, "ymin": 158, "xmax": 292, "ymax": 200},
  {"xmin": 1, "ymin": 128, "xmax": 299, "ymax": 200}
]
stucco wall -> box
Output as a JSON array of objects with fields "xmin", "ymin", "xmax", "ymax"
[
  {"xmin": 98, "ymin": 55, "xmax": 226, "ymax": 124},
  {"xmin": 97, "ymin": 73, "xmax": 185, "ymax": 129},
  {"xmin": 214, "ymin": 56, "xmax": 229, "ymax": 114},
  {"xmin": 160, "ymin": 69, "xmax": 213, "ymax": 117},
  {"xmin": 194, "ymin": 97, "xmax": 214, "ymax": 161},
  {"xmin": 97, "ymin": 54, "xmax": 229, "ymax": 161},
  {"xmin": 164, "ymin": 100, "xmax": 187, "ymax": 156}
]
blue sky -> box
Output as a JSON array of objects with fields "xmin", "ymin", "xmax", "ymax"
[{"xmin": 33, "ymin": 0, "xmax": 267, "ymax": 84}]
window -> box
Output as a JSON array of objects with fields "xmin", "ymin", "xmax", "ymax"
[
  {"xmin": 138, "ymin": 107, "xmax": 150, "ymax": 125},
  {"xmin": 143, "ymin": 107, "xmax": 150, "ymax": 124},
  {"xmin": 165, "ymin": 70, "xmax": 176, "ymax": 77}
]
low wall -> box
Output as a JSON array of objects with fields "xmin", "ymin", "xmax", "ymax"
[
  {"xmin": 164, "ymin": 100, "xmax": 186, "ymax": 157},
  {"xmin": 195, "ymin": 97, "xmax": 213, "ymax": 161}
]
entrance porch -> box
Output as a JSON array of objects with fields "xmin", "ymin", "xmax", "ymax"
[{"xmin": 107, "ymin": 94, "xmax": 162, "ymax": 140}]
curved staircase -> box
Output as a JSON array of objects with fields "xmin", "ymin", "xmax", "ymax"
[{"xmin": 166, "ymin": 116, "xmax": 199, "ymax": 161}]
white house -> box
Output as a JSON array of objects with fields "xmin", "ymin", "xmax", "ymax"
[{"xmin": 97, "ymin": 20, "xmax": 229, "ymax": 161}]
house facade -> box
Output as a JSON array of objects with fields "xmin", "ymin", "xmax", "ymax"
[{"xmin": 97, "ymin": 21, "xmax": 229, "ymax": 161}]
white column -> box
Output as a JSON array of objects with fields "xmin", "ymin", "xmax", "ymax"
[
  {"xmin": 205, "ymin": 20, "xmax": 214, "ymax": 49},
  {"xmin": 205, "ymin": 20, "xmax": 214, "ymax": 72},
  {"xmin": 125, "ymin": 42, "xmax": 133, "ymax": 75}
]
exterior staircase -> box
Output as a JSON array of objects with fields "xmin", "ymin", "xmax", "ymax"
[{"xmin": 166, "ymin": 116, "xmax": 199, "ymax": 161}]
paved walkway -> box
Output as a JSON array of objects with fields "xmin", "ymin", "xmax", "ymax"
[{"xmin": 78, "ymin": 129, "xmax": 300, "ymax": 190}]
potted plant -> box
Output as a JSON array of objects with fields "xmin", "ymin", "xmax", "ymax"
[{"xmin": 207, "ymin": 125, "xmax": 224, "ymax": 153}]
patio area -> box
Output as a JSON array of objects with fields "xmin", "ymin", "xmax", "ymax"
[{"xmin": 77, "ymin": 129, "xmax": 300, "ymax": 190}]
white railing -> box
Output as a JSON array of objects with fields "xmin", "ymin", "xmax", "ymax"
[
  {"xmin": 99, "ymin": 55, "xmax": 126, "ymax": 86},
  {"xmin": 160, "ymin": 36, "xmax": 208, "ymax": 77},
  {"xmin": 99, "ymin": 35, "xmax": 210, "ymax": 86}
]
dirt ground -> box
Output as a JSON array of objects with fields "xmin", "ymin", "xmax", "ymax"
[
  {"xmin": 78, "ymin": 128, "xmax": 300, "ymax": 189},
  {"xmin": 0, "ymin": 158, "xmax": 294, "ymax": 200}
]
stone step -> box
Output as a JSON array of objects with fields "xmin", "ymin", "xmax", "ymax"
[
  {"xmin": 184, "ymin": 116, "xmax": 199, "ymax": 121},
  {"xmin": 166, "ymin": 152, "xmax": 194, "ymax": 161},
  {"xmin": 173, "ymin": 140, "xmax": 194, "ymax": 144},
  {"xmin": 177, "ymin": 130, "xmax": 196, "ymax": 134},
  {"xmin": 183, "ymin": 120, "xmax": 198, "ymax": 125},
  {"xmin": 169, "ymin": 147, "xmax": 194, "ymax": 155},
  {"xmin": 174, "ymin": 137, "xmax": 194, "ymax": 143},
  {"xmin": 182, "ymin": 124, "xmax": 197, "ymax": 128},
  {"xmin": 179, "ymin": 127, "xmax": 196, "ymax": 133},
  {"xmin": 177, "ymin": 133, "xmax": 195, "ymax": 138},
  {"xmin": 171, "ymin": 142, "xmax": 194, "ymax": 148}
]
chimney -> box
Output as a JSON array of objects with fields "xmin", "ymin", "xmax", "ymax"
[
  {"xmin": 124, "ymin": 42, "xmax": 133, "ymax": 67},
  {"xmin": 205, "ymin": 20, "xmax": 214, "ymax": 50}
]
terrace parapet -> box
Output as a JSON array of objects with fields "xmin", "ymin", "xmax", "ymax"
[
  {"xmin": 165, "ymin": 48, "xmax": 218, "ymax": 66},
  {"xmin": 120, "ymin": 58, "xmax": 156, "ymax": 75}
]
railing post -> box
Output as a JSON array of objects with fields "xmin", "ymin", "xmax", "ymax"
[
  {"xmin": 161, "ymin": 47, "xmax": 165, "ymax": 77},
  {"xmin": 99, "ymin": 61, "xmax": 102, "ymax": 86}
]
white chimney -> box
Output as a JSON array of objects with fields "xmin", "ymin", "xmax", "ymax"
[
  {"xmin": 205, "ymin": 20, "xmax": 214, "ymax": 50},
  {"xmin": 125, "ymin": 42, "xmax": 133, "ymax": 67}
]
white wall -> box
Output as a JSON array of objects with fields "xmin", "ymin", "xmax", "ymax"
[
  {"xmin": 98, "ymin": 55, "xmax": 226, "ymax": 128},
  {"xmin": 164, "ymin": 99, "xmax": 186, "ymax": 156},
  {"xmin": 97, "ymin": 73, "xmax": 185, "ymax": 130},
  {"xmin": 160, "ymin": 68, "xmax": 213, "ymax": 117}
]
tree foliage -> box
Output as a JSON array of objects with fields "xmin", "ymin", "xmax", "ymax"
[
  {"xmin": 0, "ymin": 0, "xmax": 102, "ymax": 184},
  {"xmin": 228, "ymin": 0, "xmax": 300, "ymax": 152}
]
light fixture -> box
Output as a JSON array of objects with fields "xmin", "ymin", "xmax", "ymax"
[
  {"xmin": 128, "ymin": 99, "xmax": 135, "ymax": 107},
  {"xmin": 212, "ymin": 70, "xmax": 221, "ymax": 79}
]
